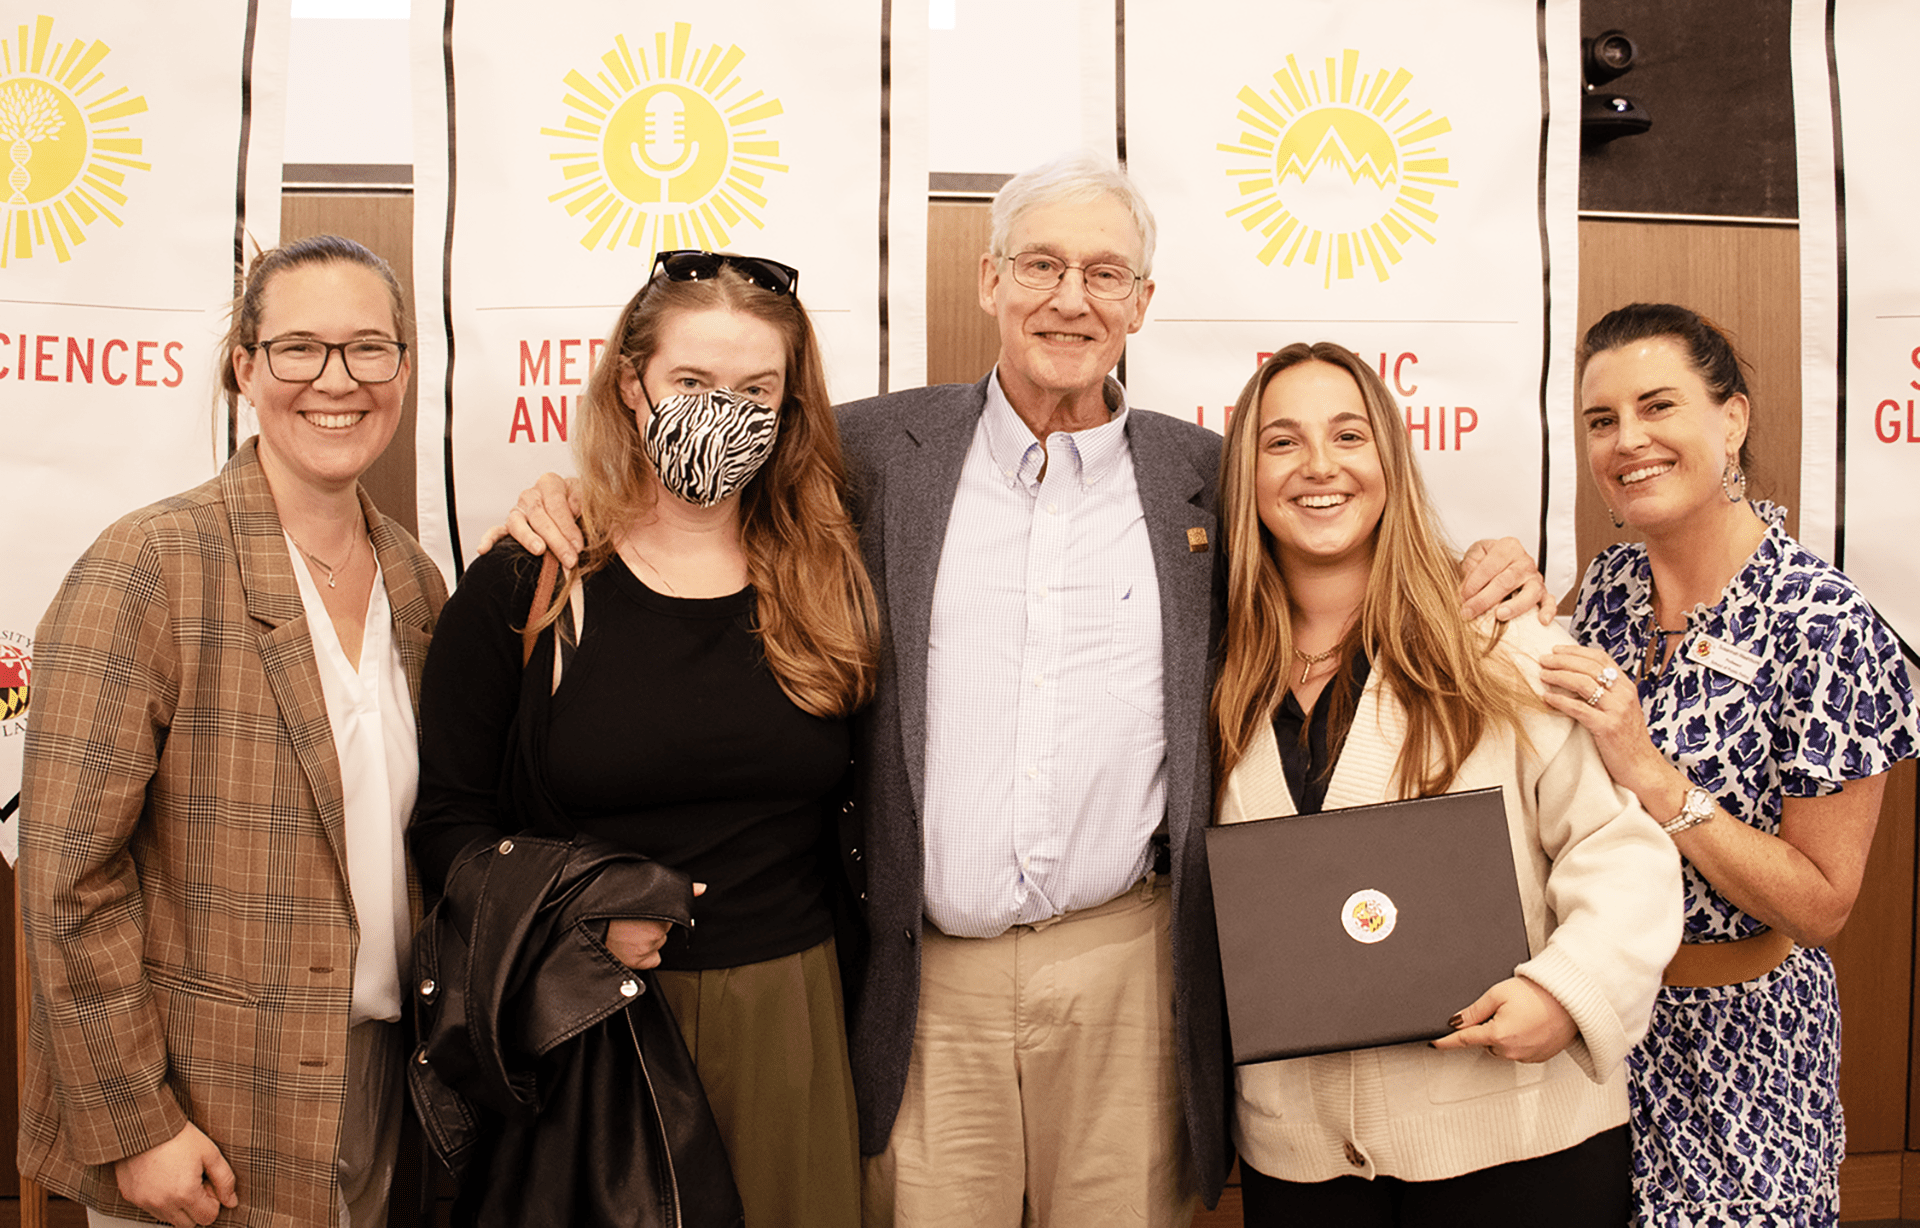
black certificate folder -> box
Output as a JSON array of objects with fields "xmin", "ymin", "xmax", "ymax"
[{"xmin": 1205, "ymin": 786, "xmax": 1531, "ymax": 1065}]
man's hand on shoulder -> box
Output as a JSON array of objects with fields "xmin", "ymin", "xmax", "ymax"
[
  {"xmin": 476, "ymin": 472, "xmax": 583, "ymax": 567},
  {"xmin": 1458, "ymin": 537, "xmax": 1555, "ymax": 625}
]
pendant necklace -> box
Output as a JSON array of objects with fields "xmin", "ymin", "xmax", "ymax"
[
  {"xmin": 1294, "ymin": 645, "xmax": 1338, "ymax": 685},
  {"xmin": 1639, "ymin": 589, "xmax": 1687, "ymax": 682},
  {"xmin": 288, "ymin": 529, "xmax": 359, "ymax": 590}
]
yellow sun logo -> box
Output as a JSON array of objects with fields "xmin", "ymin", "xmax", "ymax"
[
  {"xmin": 541, "ymin": 22, "xmax": 787, "ymax": 258},
  {"xmin": 1, "ymin": 14, "xmax": 149, "ymax": 267},
  {"xmin": 1218, "ymin": 49, "xmax": 1456, "ymax": 287}
]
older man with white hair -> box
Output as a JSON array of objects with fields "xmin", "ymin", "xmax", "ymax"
[{"xmin": 837, "ymin": 153, "xmax": 1227, "ymax": 1227}]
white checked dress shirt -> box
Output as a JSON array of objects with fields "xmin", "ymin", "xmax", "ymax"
[{"xmin": 921, "ymin": 371, "xmax": 1167, "ymax": 939}]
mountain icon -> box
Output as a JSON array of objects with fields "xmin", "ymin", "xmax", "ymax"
[{"xmin": 1274, "ymin": 110, "xmax": 1399, "ymax": 189}]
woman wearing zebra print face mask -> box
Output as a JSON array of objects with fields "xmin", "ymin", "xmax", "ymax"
[{"xmin": 412, "ymin": 251, "xmax": 880, "ymax": 1227}]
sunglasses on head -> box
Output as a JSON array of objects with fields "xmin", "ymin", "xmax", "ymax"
[{"xmin": 650, "ymin": 249, "xmax": 800, "ymax": 297}]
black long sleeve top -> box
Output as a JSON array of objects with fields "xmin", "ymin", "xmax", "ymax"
[{"xmin": 411, "ymin": 544, "xmax": 848, "ymax": 969}]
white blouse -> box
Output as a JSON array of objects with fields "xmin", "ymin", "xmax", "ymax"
[{"xmin": 287, "ymin": 534, "xmax": 416, "ymax": 1023}]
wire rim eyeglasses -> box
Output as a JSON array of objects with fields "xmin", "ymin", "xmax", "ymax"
[
  {"xmin": 252, "ymin": 337, "xmax": 408, "ymax": 384},
  {"xmin": 999, "ymin": 251, "xmax": 1142, "ymax": 300}
]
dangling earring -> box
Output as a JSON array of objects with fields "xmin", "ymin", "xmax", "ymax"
[
  {"xmin": 1722, "ymin": 458, "xmax": 1747, "ymax": 503},
  {"xmin": 1608, "ymin": 506, "xmax": 1625, "ymax": 529}
]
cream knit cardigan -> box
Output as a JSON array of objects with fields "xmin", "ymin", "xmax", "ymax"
[{"xmin": 1217, "ymin": 616, "xmax": 1682, "ymax": 1184}]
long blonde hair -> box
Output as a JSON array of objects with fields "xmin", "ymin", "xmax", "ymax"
[
  {"xmin": 1211, "ymin": 342, "xmax": 1532, "ymax": 796},
  {"xmin": 541, "ymin": 262, "xmax": 880, "ymax": 718}
]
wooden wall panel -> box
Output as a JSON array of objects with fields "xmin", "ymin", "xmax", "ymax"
[
  {"xmin": 1839, "ymin": 1149, "xmax": 1903, "ymax": 1219},
  {"xmin": 1831, "ymin": 758, "xmax": 1917, "ymax": 1152},
  {"xmin": 925, "ymin": 200, "xmax": 998, "ymax": 387},
  {"xmin": 2, "ymin": 870, "xmax": 18, "ymax": 1199},
  {"xmin": 1570, "ymin": 219, "xmax": 1803, "ymax": 599},
  {"xmin": 279, "ymin": 192, "xmax": 419, "ymax": 536}
]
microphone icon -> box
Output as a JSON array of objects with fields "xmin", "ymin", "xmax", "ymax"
[{"xmin": 632, "ymin": 91, "xmax": 699, "ymax": 202}]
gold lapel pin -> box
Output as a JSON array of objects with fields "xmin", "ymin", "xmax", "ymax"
[{"xmin": 1186, "ymin": 527, "xmax": 1209, "ymax": 553}]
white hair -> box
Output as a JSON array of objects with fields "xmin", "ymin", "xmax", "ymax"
[{"xmin": 988, "ymin": 152, "xmax": 1158, "ymax": 277}]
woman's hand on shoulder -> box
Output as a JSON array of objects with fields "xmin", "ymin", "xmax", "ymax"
[
  {"xmin": 475, "ymin": 472, "xmax": 583, "ymax": 566},
  {"xmin": 1431, "ymin": 975, "xmax": 1577, "ymax": 1064},
  {"xmin": 1538, "ymin": 644, "xmax": 1676, "ymax": 800},
  {"xmin": 1459, "ymin": 537, "xmax": 1557, "ymax": 625},
  {"xmin": 115, "ymin": 1122, "xmax": 238, "ymax": 1227}
]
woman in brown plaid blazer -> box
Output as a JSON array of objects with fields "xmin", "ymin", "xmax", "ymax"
[{"xmin": 19, "ymin": 236, "xmax": 446, "ymax": 1228}]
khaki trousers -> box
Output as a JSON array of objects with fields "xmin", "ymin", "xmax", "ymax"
[{"xmin": 864, "ymin": 876, "xmax": 1198, "ymax": 1228}]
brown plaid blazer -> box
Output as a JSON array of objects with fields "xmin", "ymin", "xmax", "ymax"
[{"xmin": 18, "ymin": 439, "xmax": 446, "ymax": 1227}]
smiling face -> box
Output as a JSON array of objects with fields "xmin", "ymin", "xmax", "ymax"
[
  {"xmin": 979, "ymin": 193, "xmax": 1154, "ymax": 425},
  {"xmin": 1253, "ymin": 359, "xmax": 1388, "ymax": 575},
  {"xmin": 1581, "ymin": 334, "xmax": 1749, "ymax": 534},
  {"xmin": 231, "ymin": 260, "xmax": 408, "ymax": 499}
]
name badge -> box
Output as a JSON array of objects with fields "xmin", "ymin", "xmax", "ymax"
[{"xmin": 1688, "ymin": 634, "xmax": 1761, "ymax": 686}]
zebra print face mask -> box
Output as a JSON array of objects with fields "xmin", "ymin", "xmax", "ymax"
[{"xmin": 639, "ymin": 387, "xmax": 781, "ymax": 508}]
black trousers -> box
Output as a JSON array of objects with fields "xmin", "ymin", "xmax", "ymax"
[{"xmin": 1240, "ymin": 1124, "xmax": 1630, "ymax": 1228}]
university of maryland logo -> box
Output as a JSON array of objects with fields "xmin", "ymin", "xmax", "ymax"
[
  {"xmin": 0, "ymin": 631, "xmax": 29, "ymax": 731},
  {"xmin": 541, "ymin": 21, "xmax": 787, "ymax": 260},
  {"xmin": 1, "ymin": 13, "xmax": 150, "ymax": 266},
  {"xmin": 1341, "ymin": 887, "xmax": 1398, "ymax": 945},
  {"xmin": 1218, "ymin": 49, "xmax": 1456, "ymax": 287}
]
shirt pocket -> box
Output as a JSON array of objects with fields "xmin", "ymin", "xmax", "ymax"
[{"xmin": 1105, "ymin": 577, "xmax": 1164, "ymax": 721}]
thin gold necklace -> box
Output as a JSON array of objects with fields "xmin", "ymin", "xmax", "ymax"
[
  {"xmin": 620, "ymin": 542, "xmax": 680, "ymax": 595},
  {"xmin": 287, "ymin": 528, "xmax": 361, "ymax": 590}
]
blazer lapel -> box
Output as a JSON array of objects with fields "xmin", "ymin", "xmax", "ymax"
[
  {"xmin": 885, "ymin": 378, "xmax": 988, "ymax": 812},
  {"xmin": 363, "ymin": 488, "xmax": 440, "ymax": 718},
  {"xmin": 223, "ymin": 441, "xmax": 352, "ymax": 882},
  {"xmin": 1129, "ymin": 411, "xmax": 1222, "ymax": 839}
]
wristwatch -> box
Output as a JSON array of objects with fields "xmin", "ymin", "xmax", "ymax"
[{"xmin": 1661, "ymin": 786, "xmax": 1716, "ymax": 836}]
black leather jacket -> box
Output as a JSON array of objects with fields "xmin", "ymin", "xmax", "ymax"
[{"xmin": 409, "ymin": 832, "xmax": 743, "ymax": 1228}]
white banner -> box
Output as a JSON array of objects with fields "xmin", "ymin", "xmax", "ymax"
[
  {"xmin": 412, "ymin": 2, "xmax": 928, "ymax": 574},
  {"xmin": 1119, "ymin": 0, "xmax": 1581, "ymax": 591},
  {"xmin": 0, "ymin": 2, "xmax": 286, "ymax": 853},
  {"xmin": 1794, "ymin": 0, "xmax": 1920, "ymax": 663}
]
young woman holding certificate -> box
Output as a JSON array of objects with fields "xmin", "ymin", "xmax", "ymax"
[{"xmin": 1211, "ymin": 342, "xmax": 1681, "ymax": 1227}]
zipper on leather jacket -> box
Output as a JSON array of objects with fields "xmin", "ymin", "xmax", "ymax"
[{"xmin": 625, "ymin": 1006, "xmax": 682, "ymax": 1228}]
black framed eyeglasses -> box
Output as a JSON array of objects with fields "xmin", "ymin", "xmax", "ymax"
[
  {"xmin": 1001, "ymin": 251, "xmax": 1141, "ymax": 300},
  {"xmin": 253, "ymin": 337, "xmax": 408, "ymax": 384},
  {"xmin": 651, "ymin": 249, "xmax": 800, "ymax": 297}
]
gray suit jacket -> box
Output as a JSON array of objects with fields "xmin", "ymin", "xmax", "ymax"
[{"xmin": 835, "ymin": 376, "xmax": 1230, "ymax": 1206}]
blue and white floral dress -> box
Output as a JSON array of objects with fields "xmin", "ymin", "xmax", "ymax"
[{"xmin": 1574, "ymin": 502, "xmax": 1918, "ymax": 1228}]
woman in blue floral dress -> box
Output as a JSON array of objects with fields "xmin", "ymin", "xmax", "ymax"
[{"xmin": 1537, "ymin": 303, "xmax": 1919, "ymax": 1226}]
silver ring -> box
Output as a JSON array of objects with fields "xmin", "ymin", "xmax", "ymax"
[
  {"xmin": 1586, "ymin": 683, "xmax": 1606, "ymax": 707},
  {"xmin": 1599, "ymin": 666, "xmax": 1620, "ymax": 689}
]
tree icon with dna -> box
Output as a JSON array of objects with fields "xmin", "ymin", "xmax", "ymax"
[{"xmin": 1, "ymin": 81, "xmax": 66, "ymax": 206}]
